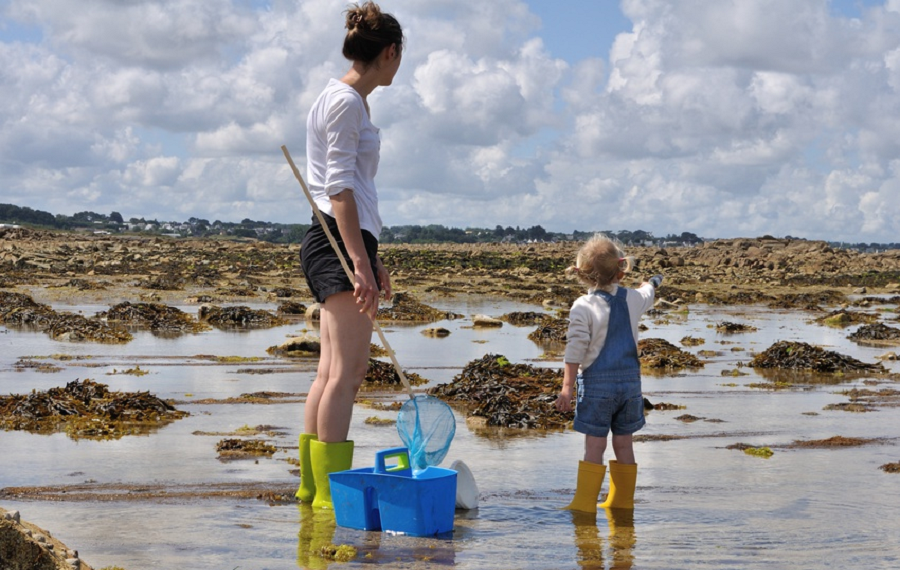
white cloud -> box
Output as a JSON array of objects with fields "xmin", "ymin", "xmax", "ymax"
[{"xmin": 2, "ymin": 0, "xmax": 900, "ymax": 242}]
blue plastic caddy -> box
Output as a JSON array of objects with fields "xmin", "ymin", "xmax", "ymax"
[{"xmin": 329, "ymin": 447, "xmax": 457, "ymax": 536}]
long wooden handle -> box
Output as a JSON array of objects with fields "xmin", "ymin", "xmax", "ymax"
[{"xmin": 282, "ymin": 145, "xmax": 413, "ymax": 398}]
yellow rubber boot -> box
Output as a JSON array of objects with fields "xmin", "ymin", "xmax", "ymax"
[
  {"xmin": 563, "ymin": 460, "xmax": 606, "ymax": 513},
  {"xmin": 598, "ymin": 460, "xmax": 637, "ymax": 509},
  {"xmin": 310, "ymin": 439, "xmax": 354, "ymax": 510},
  {"xmin": 294, "ymin": 433, "xmax": 318, "ymax": 503}
]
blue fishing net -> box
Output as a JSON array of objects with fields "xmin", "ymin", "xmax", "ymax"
[{"xmin": 396, "ymin": 394, "xmax": 456, "ymax": 471}]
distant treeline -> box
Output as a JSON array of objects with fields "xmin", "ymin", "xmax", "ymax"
[{"xmin": 1, "ymin": 202, "xmax": 897, "ymax": 251}]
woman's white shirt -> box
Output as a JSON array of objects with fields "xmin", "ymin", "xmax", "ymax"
[{"xmin": 306, "ymin": 78, "xmax": 382, "ymax": 239}]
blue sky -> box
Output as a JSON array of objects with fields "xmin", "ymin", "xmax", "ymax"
[{"xmin": 1, "ymin": 0, "xmax": 899, "ymax": 242}]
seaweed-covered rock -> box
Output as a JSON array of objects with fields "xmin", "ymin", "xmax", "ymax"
[
  {"xmin": 363, "ymin": 358, "xmax": 428, "ymax": 387},
  {"xmin": 137, "ymin": 274, "xmax": 185, "ymax": 290},
  {"xmin": 216, "ymin": 438, "xmax": 276, "ymax": 458},
  {"xmin": 0, "ymin": 292, "xmax": 132, "ymax": 343},
  {"xmin": 680, "ymin": 336, "xmax": 705, "ymax": 346},
  {"xmin": 277, "ymin": 300, "xmax": 307, "ymax": 315},
  {"xmin": 375, "ymin": 291, "xmax": 460, "ymax": 322},
  {"xmin": 527, "ymin": 317, "xmax": 568, "ymax": 342},
  {"xmin": 750, "ymin": 341, "xmax": 886, "ymax": 373},
  {"xmin": 0, "ymin": 379, "xmax": 188, "ymax": 439},
  {"xmin": 98, "ymin": 301, "xmax": 210, "ymax": 334},
  {"xmin": 815, "ymin": 309, "xmax": 880, "ymax": 328},
  {"xmin": 768, "ymin": 290, "xmax": 847, "ymax": 310},
  {"xmin": 848, "ymin": 323, "xmax": 900, "ymax": 344},
  {"xmin": 421, "ymin": 327, "xmax": 451, "ymax": 337},
  {"xmin": 500, "ymin": 311, "xmax": 553, "ymax": 326},
  {"xmin": 715, "ymin": 321, "xmax": 757, "ymax": 333},
  {"xmin": 429, "ymin": 354, "xmax": 570, "ymax": 429},
  {"xmin": 639, "ymin": 338, "xmax": 704, "ymax": 370},
  {"xmin": 198, "ymin": 304, "xmax": 286, "ymax": 328}
]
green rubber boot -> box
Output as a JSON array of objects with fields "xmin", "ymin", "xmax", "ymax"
[
  {"xmin": 598, "ymin": 460, "xmax": 637, "ymax": 509},
  {"xmin": 295, "ymin": 433, "xmax": 318, "ymax": 503},
  {"xmin": 310, "ymin": 439, "xmax": 354, "ymax": 510},
  {"xmin": 563, "ymin": 460, "xmax": 606, "ymax": 513}
]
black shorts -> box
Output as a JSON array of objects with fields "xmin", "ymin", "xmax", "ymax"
[{"xmin": 300, "ymin": 214, "xmax": 380, "ymax": 303}]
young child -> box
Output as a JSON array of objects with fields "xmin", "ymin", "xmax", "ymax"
[{"xmin": 555, "ymin": 234, "xmax": 662, "ymax": 512}]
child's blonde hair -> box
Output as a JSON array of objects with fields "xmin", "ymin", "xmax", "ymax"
[{"xmin": 566, "ymin": 233, "xmax": 634, "ymax": 289}]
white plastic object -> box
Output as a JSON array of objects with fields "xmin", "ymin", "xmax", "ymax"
[{"xmin": 450, "ymin": 459, "xmax": 479, "ymax": 510}]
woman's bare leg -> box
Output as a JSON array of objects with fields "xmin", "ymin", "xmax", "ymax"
[
  {"xmin": 303, "ymin": 309, "xmax": 331, "ymax": 435},
  {"xmin": 316, "ymin": 291, "xmax": 373, "ymax": 442}
]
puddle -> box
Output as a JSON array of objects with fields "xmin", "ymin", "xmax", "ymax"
[{"xmin": 1, "ymin": 299, "xmax": 899, "ymax": 569}]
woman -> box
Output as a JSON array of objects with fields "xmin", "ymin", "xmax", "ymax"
[{"xmin": 296, "ymin": 1, "xmax": 403, "ymax": 510}]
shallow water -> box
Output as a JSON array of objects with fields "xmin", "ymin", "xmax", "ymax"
[{"xmin": 1, "ymin": 296, "xmax": 899, "ymax": 569}]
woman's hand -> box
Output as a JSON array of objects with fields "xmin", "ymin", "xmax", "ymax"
[
  {"xmin": 353, "ymin": 264, "xmax": 380, "ymax": 319},
  {"xmin": 376, "ymin": 256, "xmax": 392, "ymax": 301}
]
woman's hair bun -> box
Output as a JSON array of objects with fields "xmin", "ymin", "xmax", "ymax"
[
  {"xmin": 342, "ymin": 1, "xmax": 403, "ymax": 65},
  {"xmin": 346, "ymin": 2, "xmax": 382, "ymax": 32}
]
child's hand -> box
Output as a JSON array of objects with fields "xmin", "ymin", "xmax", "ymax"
[
  {"xmin": 648, "ymin": 274, "xmax": 663, "ymax": 288},
  {"xmin": 555, "ymin": 386, "xmax": 574, "ymax": 413}
]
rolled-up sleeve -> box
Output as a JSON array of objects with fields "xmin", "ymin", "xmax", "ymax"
[{"xmin": 323, "ymin": 93, "xmax": 362, "ymax": 196}]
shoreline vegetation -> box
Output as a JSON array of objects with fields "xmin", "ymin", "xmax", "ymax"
[{"xmin": 2, "ymin": 202, "xmax": 899, "ymax": 252}]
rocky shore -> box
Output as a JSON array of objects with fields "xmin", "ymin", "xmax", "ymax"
[
  {"xmin": 2, "ymin": 227, "xmax": 900, "ymax": 307},
  {"xmin": 2, "ymin": 227, "xmax": 900, "ymax": 566}
]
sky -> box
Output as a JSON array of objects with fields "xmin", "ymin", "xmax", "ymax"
[{"xmin": 1, "ymin": 0, "xmax": 899, "ymax": 242}]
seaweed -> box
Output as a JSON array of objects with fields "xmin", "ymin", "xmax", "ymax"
[
  {"xmin": 750, "ymin": 341, "xmax": 886, "ymax": 373},
  {"xmin": 639, "ymin": 338, "xmax": 705, "ymax": 370},
  {"xmin": 375, "ymin": 292, "xmax": 461, "ymax": 322},
  {"xmin": 429, "ymin": 354, "xmax": 570, "ymax": 430},
  {"xmin": 0, "ymin": 379, "xmax": 187, "ymax": 439}
]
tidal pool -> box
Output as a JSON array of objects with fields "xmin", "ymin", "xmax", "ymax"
[{"xmin": 1, "ymin": 296, "xmax": 899, "ymax": 569}]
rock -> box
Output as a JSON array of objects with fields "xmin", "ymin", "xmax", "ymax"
[
  {"xmin": 305, "ymin": 303, "xmax": 321, "ymax": 320},
  {"xmin": 853, "ymin": 287, "xmax": 867, "ymax": 294},
  {"xmin": 878, "ymin": 351, "xmax": 898, "ymax": 361},
  {"xmin": 268, "ymin": 334, "xmax": 321, "ymax": 356},
  {"xmin": 421, "ymin": 327, "xmax": 451, "ymax": 337},
  {"xmin": 0, "ymin": 506, "xmax": 95, "ymax": 570},
  {"xmin": 472, "ymin": 315, "xmax": 503, "ymax": 328},
  {"xmin": 541, "ymin": 299, "xmax": 565, "ymax": 309}
]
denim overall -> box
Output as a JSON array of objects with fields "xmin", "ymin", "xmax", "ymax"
[{"xmin": 573, "ymin": 287, "xmax": 646, "ymax": 437}]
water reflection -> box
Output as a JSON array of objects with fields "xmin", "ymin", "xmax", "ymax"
[
  {"xmin": 297, "ymin": 504, "xmax": 338, "ymax": 570},
  {"xmin": 296, "ymin": 502, "xmax": 460, "ymax": 568},
  {"xmin": 604, "ymin": 508, "xmax": 636, "ymax": 570},
  {"xmin": 569, "ymin": 508, "xmax": 637, "ymax": 570},
  {"xmin": 570, "ymin": 511, "xmax": 604, "ymax": 569}
]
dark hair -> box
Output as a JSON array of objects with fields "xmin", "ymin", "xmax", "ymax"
[{"xmin": 343, "ymin": 2, "xmax": 403, "ymax": 67}]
